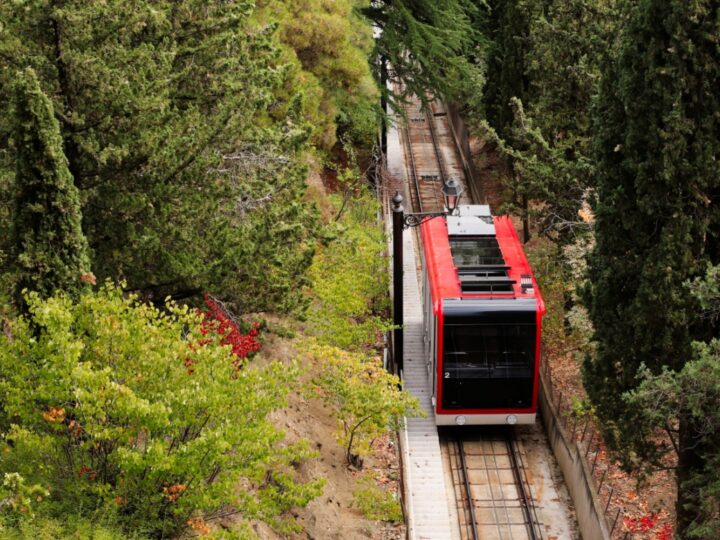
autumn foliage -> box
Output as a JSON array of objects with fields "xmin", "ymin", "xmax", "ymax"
[
  {"xmin": 201, "ymin": 294, "xmax": 261, "ymax": 362},
  {"xmin": 0, "ymin": 285, "xmax": 322, "ymax": 537}
]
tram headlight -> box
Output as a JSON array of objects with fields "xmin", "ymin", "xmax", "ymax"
[
  {"xmin": 506, "ymin": 414, "xmax": 518, "ymax": 425},
  {"xmin": 455, "ymin": 415, "xmax": 467, "ymax": 426}
]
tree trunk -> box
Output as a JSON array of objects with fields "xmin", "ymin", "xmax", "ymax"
[{"xmin": 676, "ymin": 416, "xmax": 703, "ymax": 537}]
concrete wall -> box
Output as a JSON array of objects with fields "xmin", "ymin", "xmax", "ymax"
[{"xmin": 538, "ymin": 372, "xmax": 611, "ymax": 540}]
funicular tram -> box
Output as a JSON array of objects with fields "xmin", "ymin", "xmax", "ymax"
[{"xmin": 420, "ymin": 204, "xmax": 545, "ymax": 426}]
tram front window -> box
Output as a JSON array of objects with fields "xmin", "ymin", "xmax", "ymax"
[{"xmin": 442, "ymin": 322, "xmax": 535, "ymax": 409}]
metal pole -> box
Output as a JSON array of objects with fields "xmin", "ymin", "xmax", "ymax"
[
  {"xmin": 380, "ymin": 56, "xmax": 388, "ymax": 157},
  {"xmin": 392, "ymin": 192, "xmax": 404, "ymax": 374}
]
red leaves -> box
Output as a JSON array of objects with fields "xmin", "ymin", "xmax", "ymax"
[
  {"xmin": 187, "ymin": 294, "xmax": 261, "ymax": 373},
  {"xmin": 78, "ymin": 465, "xmax": 96, "ymax": 480},
  {"xmin": 623, "ymin": 513, "xmax": 673, "ymax": 539}
]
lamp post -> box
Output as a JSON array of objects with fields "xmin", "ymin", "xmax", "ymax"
[{"xmin": 392, "ymin": 176, "xmax": 465, "ymax": 374}]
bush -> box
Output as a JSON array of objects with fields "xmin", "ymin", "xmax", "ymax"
[
  {"xmin": 352, "ymin": 477, "xmax": 403, "ymax": 523},
  {"xmin": 0, "ymin": 284, "xmax": 322, "ymax": 538},
  {"xmin": 305, "ymin": 340, "xmax": 420, "ymax": 467},
  {"xmin": 0, "ymin": 514, "xmax": 130, "ymax": 540},
  {"xmin": 306, "ymin": 191, "xmax": 392, "ymax": 351}
]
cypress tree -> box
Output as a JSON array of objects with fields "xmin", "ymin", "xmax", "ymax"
[
  {"xmin": 584, "ymin": 0, "xmax": 720, "ymax": 533},
  {"xmin": 363, "ymin": 0, "xmax": 480, "ymax": 109},
  {"xmin": 12, "ymin": 68, "xmax": 91, "ymax": 304}
]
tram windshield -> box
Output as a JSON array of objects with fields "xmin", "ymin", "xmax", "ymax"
[
  {"xmin": 443, "ymin": 323, "xmax": 535, "ymax": 377},
  {"xmin": 441, "ymin": 313, "xmax": 536, "ymax": 410}
]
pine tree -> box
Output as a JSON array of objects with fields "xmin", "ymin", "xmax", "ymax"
[
  {"xmin": 363, "ymin": 0, "xmax": 480, "ymax": 109},
  {"xmin": 0, "ymin": 1, "xmax": 318, "ymax": 313},
  {"xmin": 584, "ymin": 1, "xmax": 720, "ymax": 533},
  {"xmin": 12, "ymin": 68, "xmax": 91, "ymax": 305}
]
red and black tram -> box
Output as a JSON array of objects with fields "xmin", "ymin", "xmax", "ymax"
[{"xmin": 420, "ymin": 205, "xmax": 545, "ymax": 426}]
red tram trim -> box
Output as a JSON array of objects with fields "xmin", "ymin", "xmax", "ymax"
[
  {"xmin": 434, "ymin": 300, "xmax": 538, "ymax": 417},
  {"xmin": 493, "ymin": 216, "xmax": 546, "ymax": 414},
  {"xmin": 420, "ymin": 214, "xmax": 546, "ymax": 418},
  {"xmin": 493, "ymin": 216, "xmax": 546, "ymax": 308},
  {"xmin": 420, "ymin": 218, "xmax": 460, "ymax": 301},
  {"xmin": 437, "ymin": 301, "xmax": 444, "ymax": 412}
]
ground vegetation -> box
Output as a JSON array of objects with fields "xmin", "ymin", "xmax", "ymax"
[{"xmin": 0, "ymin": 285, "xmax": 323, "ymax": 538}]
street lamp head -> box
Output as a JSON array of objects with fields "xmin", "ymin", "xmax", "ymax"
[
  {"xmin": 441, "ymin": 176, "xmax": 464, "ymax": 214},
  {"xmin": 392, "ymin": 191, "xmax": 404, "ymax": 212}
]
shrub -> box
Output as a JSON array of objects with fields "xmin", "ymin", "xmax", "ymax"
[
  {"xmin": 0, "ymin": 284, "xmax": 322, "ymax": 537},
  {"xmin": 305, "ymin": 340, "xmax": 421, "ymax": 467},
  {"xmin": 306, "ymin": 191, "xmax": 392, "ymax": 351},
  {"xmin": 352, "ymin": 477, "xmax": 403, "ymax": 523}
]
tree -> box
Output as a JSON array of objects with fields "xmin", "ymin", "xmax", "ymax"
[
  {"xmin": 306, "ymin": 190, "xmax": 392, "ymax": 351},
  {"xmin": 0, "ymin": 284, "xmax": 323, "ymax": 537},
  {"xmin": 11, "ymin": 68, "xmax": 91, "ymax": 306},
  {"xmin": 584, "ymin": 1, "xmax": 720, "ymax": 534},
  {"xmin": 481, "ymin": 0, "xmax": 532, "ymax": 141},
  {"xmin": 0, "ymin": 1, "xmax": 318, "ymax": 313},
  {"xmin": 475, "ymin": 0, "xmax": 619, "ymax": 244},
  {"xmin": 627, "ymin": 340, "xmax": 720, "ymax": 539},
  {"xmin": 363, "ymin": 0, "xmax": 482, "ymax": 110},
  {"xmin": 257, "ymin": 0, "xmax": 380, "ymax": 150}
]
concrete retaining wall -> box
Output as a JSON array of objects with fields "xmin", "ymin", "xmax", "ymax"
[{"xmin": 539, "ymin": 372, "xmax": 611, "ymax": 540}]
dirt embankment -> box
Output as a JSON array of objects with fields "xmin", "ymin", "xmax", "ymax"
[{"xmin": 243, "ymin": 324, "xmax": 405, "ymax": 540}]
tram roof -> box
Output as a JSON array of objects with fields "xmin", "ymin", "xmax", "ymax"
[{"xmin": 420, "ymin": 206, "xmax": 545, "ymax": 315}]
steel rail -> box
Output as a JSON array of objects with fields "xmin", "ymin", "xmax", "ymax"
[
  {"xmin": 426, "ymin": 104, "xmax": 447, "ymax": 186},
  {"xmin": 506, "ymin": 433, "xmax": 543, "ymax": 540},
  {"xmin": 402, "ymin": 98, "xmax": 450, "ymax": 214},
  {"xmin": 402, "ymin": 111, "xmax": 425, "ymax": 213},
  {"xmin": 445, "ymin": 430, "xmax": 544, "ymax": 540},
  {"xmin": 456, "ymin": 437, "xmax": 480, "ymax": 540}
]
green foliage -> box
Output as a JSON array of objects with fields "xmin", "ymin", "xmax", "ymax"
[
  {"xmin": 584, "ymin": 0, "xmax": 720, "ymax": 428},
  {"xmin": 584, "ymin": 1, "xmax": 720, "ymax": 534},
  {"xmin": 0, "ymin": 284, "xmax": 323, "ymax": 538},
  {"xmin": 477, "ymin": 0, "xmax": 618, "ymax": 244},
  {"xmin": 364, "ymin": 0, "xmax": 483, "ymax": 110},
  {"xmin": 481, "ymin": 0, "xmax": 532, "ymax": 140},
  {"xmin": 11, "ymin": 68, "xmax": 91, "ymax": 306},
  {"xmin": 624, "ymin": 264, "xmax": 720, "ymax": 537},
  {"xmin": 257, "ymin": 0, "xmax": 380, "ymax": 150},
  {"xmin": 305, "ymin": 340, "xmax": 421, "ymax": 466},
  {"xmin": 526, "ymin": 237, "xmax": 593, "ymax": 359},
  {"xmin": 351, "ymin": 475, "xmax": 402, "ymax": 523},
  {"xmin": 0, "ymin": 1, "xmax": 318, "ymax": 313},
  {"xmin": 0, "ymin": 514, "xmax": 130, "ymax": 540},
  {"xmin": 626, "ymin": 341, "xmax": 720, "ymax": 538},
  {"xmin": 306, "ymin": 190, "xmax": 392, "ymax": 350}
]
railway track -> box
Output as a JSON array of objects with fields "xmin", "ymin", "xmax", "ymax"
[
  {"xmin": 401, "ymin": 97, "xmax": 462, "ymax": 213},
  {"xmin": 399, "ymin": 96, "xmax": 545, "ymax": 540},
  {"xmin": 444, "ymin": 429, "xmax": 544, "ymax": 540}
]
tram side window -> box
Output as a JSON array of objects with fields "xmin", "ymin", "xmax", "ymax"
[{"xmin": 444, "ymin": 324, "xmax": 535, "ymax": 373}]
